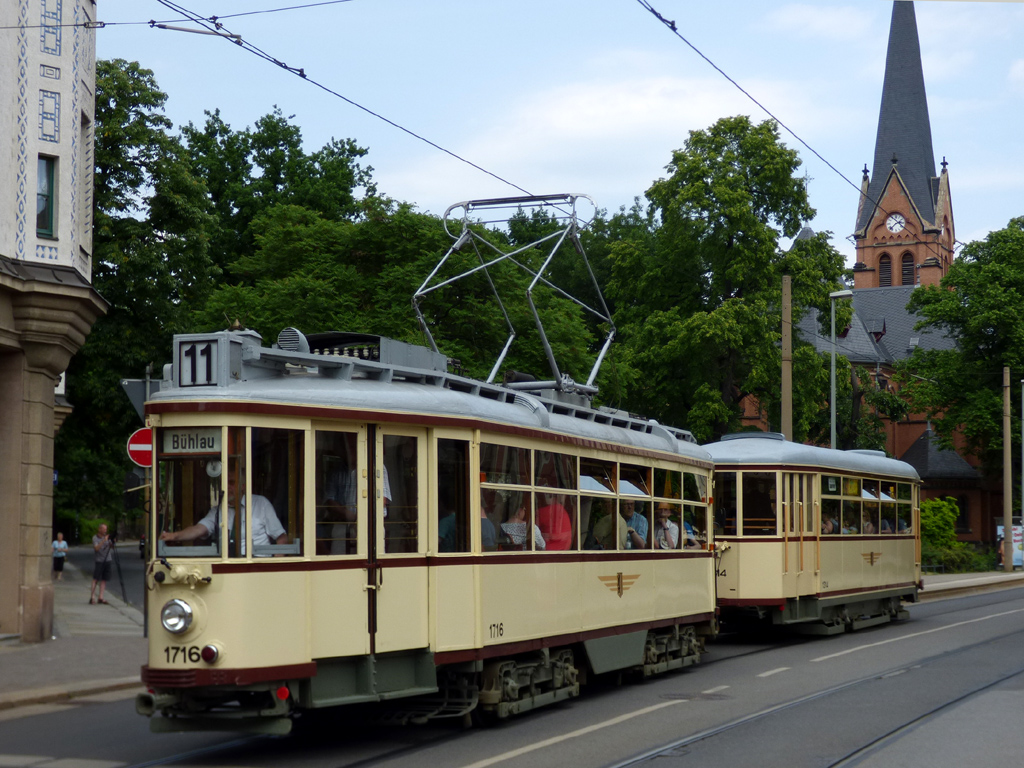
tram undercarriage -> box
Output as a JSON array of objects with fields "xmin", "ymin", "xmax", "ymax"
[
  {"xmin": 136, "ymin": 621, "xmax": 711, "ymax": 733},
  {"xmin": 722, "ymin": 588, "xmax": 917, "ymax": 635}
]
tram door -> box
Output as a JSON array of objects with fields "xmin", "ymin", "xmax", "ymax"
[
  {"xmin": 782, "ymin": 473, "xmax": 815, "ymax": 597},
  {"xmin": 368, "ymin": 426, "xmax": 428, "ymax": 655}
]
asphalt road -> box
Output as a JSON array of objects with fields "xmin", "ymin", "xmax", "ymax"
[{"xmin": 5, "ymin": 587, "xmax": 1024, "ymax": 768}]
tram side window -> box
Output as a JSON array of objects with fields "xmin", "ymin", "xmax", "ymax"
[
  {"xmin": 742, "ymin": 472, "xmax": 777, "ymax": 536},
  {"xmin": 580, "ymin": 458, "xmax": 616, "ymax": 494},
  {"xmin": 683, "ymin": 472, "xmax": 708, "ymax": 503},
  {"xmin": 821, "ymin": 498, "xmax": 841, "ymax": 535},
  {"xmin": 842, "ymin": 500, "xmax": 861, "ymax": 535},
  {"xmin": 535, "ymin": 451, "xmax": 577, "ymax": 551},
  {"xmin": 683, "ymin": 504, "xmax": 706, "ymax": 549},
  {"xmin": 495, "ymin": 490, "xmax": 542, "ymax": 550},
  {"xmin": 862, "ymin": 502, "xmax": 879, "ymax": 535},
  {"xmin": 714, "ymin": 472, "xmax": 737, "ymax": 536},
  {"xmin": 619, "ymin": 499, "xmax": 651, "ymax": 549},
  {"xmin": 620, "ymin": 464, "xmax": 651, "ymax": 497},
  {"xmin": 315, "ymin": 431, "xmax": 359, "ymax": 556},
  {"xmin": 156, "ymin": 427, "xmax": 223, "ymax": 557},
  {"xmin": 880, "ymin": 501, "xmax": 897, "ymax": 534},
  {"xmin": 384, "ymin": 435, "xmax": 419, "ymax": 554},
  {"xmin": 583, "ymin": 495, "xmax": 618, "ymax": 549},
  {"xmin": 437, "ymin": 439, "xmax": 470, "ymax": 553},
  {"xmin": 654, "ymin": 469, "xmax": 681, "ymax": 500},
  {"xmin": 250, "ymin": 427, "xmax": 303, "ymax": 556},
  {"xmin": 653, "ymin": 502, "xmax": 682, "ymax": 549},
  {"xmin": 481, "ymin": 443, "xmax": 530, "ymax": 485}
]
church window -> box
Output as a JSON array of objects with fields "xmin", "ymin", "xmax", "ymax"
[
  {"xmin": 878, "ymin": 254, "xmax": 892, "ymax": 287},
  {"xmin": 901, "ymin": 253, "xmax": 915, "ymax": 285}
]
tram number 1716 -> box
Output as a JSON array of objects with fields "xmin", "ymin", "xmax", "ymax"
[
  {"xmin": 489, "ymin": 623, "xmax": 504, "ymax": 639},
  {"xmin": 164, "ymin": 645, "xmax": 202, "ymax": 664}
]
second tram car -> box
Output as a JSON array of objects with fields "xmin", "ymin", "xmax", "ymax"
[
  {"xmin": 705, "ymin": 432, "xmax": 921, "ymax": 633},
  {"xmin": 136, "ymin": 328, "xmax": 718, "ymax": 733}
]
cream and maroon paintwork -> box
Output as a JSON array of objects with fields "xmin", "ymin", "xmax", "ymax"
[
  {"xmin": 142, "ymin": 330, "xmax": 715, "ymax": 693},
  {"xmin": 705, "ymin": 434, "xmax": 920, "ymax": 615}
]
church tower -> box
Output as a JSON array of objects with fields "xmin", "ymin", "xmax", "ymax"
[{"xmin": 853, "ymin": 1, "xmax": 954, "ymax": 289}]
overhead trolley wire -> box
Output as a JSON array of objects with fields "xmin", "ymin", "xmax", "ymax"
[
  {"xmin": 154, "ymin": 0, "xmax": 534, "ymax": 200},
  {"xmin": 633, "ymin": 0, "xmax": 961, "ymax": 263}
]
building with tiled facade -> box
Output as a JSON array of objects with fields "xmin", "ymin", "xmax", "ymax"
[{"xmin": 1, "ymin": 0, "xmax": 105, "ymax": 642}]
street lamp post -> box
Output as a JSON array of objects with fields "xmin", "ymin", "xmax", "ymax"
[{"xmin": 830, "ymin": 289, "xmax": 853, "ymax": 450}]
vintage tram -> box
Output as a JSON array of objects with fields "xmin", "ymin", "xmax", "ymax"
[
  {"xmin": 135, "ymin": 326, "xmax": 718, "ymax": 733},
  {"xmin": 705, "ymin": 432, "xmax": 921, "ymax": 633}
]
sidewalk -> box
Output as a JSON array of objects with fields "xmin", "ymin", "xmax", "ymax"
[
  {"xmin": 0, "ymin": 547, "xmax": 146, "ymax": 711},
  {"xmin": 2, "ymin": 565, "xmax": 1024, "ymax": 713}
]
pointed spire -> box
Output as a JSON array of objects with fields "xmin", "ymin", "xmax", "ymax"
[{"xmin": 856, "ymin": 1, "xmax": 937, "ymax": 234}]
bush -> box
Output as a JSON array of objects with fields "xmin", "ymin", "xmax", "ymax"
[{"xmin": 920, "ymin": 497, "xmax": 960, "ymax": 549}]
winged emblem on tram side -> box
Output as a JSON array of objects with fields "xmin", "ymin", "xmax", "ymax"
[
  {"xmin": 861, "ymin": 552, "xmax": 883, "ymax": 566},
  {"xmin": 599, "ymin": 573, "xmax": 640, "ymax": 597}
]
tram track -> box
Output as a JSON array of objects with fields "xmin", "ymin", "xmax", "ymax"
[{"xmin": 612, "ymin": 620, "xmax": 1024, "ymax": 768}]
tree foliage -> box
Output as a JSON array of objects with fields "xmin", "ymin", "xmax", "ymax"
[
  {"xmin": 605, "ymin": 117, "xmax": 847, "ymax": 441},
  {"xmin": 903, "ymin": 216, "xmax": 1024, "ymax": 474}
]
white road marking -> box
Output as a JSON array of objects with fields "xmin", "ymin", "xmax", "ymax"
[
  {"xmin": 702, "ymin": 685, "xmax": 730, "ymax": 694},
  {"xmin": 0, "ymin": 756, "xmax": 52, "ymax": 767},
  {"xmin": 757, "ymin": 667, "xmax": 791, "ymax": 678},
  {"xmin": 37, "ymin": 760, "xmax": 125, "ymax": 768},
  {"xmin": 456, "ymin": 699, "xmax": 683, "ymax": 768},
  {"xmin": 812, "ymin": 606, "xmax": 1024, "ymax": 662},
  {"xmin": 0, "ymin": 704, "xmax": 75, "ymax": 723}
]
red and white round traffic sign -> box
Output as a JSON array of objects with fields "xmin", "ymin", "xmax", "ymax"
[{"xmin": 127, "ymin": 427, "xmax": 154, "ymax": 468}]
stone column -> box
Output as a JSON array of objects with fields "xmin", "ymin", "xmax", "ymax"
[{"xmin": 0, "ymin": 278, "xmax": 105, "ymax": 641}]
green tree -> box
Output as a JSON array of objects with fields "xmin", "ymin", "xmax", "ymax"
[
  {"xmin": 904, "ymin": 216, "xmax": 1024, "ymax": 474},
  {"xmin": 607, "ymin": 117, "xmax": 847, "ymax": 440},
  {"xmin": 181, "ymin": 109, "xmax": 375, "ymax": 275},
  {"xmin": 54, "ymin": 59, "xmax": 216, "ymax": 531}
]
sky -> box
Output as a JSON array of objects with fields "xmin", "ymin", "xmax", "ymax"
[{"xmin": 94, "ymin": 0, "xmax": 1024, "ymax": 264}]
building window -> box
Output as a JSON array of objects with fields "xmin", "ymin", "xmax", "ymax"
[
  {"xmin": 878, "ymin": 254, "xmax": 892, "ymax": 287},
  {"xmin": 37, "ymin": 156, "xmax": 55, "ymax": 238},
  {"xmin": 901, "ymin": 253, "xmax": 915, "ymax": 285}
]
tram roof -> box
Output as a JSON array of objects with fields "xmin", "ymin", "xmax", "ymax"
[
  {"xmin": 704, "ymin": 432, "xmax": 920, "ymax": 481},
  {"xmin": 151, "ymin": 330, "xmax": 712, "ymax": 466}
]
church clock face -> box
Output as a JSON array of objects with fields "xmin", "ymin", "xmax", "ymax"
[{"xmin": 886, "ymin": 213, "xmax": 906, "ymax": 233}]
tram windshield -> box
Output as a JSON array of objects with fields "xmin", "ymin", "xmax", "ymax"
[{"xmin": 155, "ymin": 426, "xmax": 304, "ymax": 558}]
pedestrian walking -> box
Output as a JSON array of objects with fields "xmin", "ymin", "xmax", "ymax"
[
  {"xmin": 51, "ymin": 532, "xmax": 68, "ymax": 581},
  {"xmin": 90, "ymin": 524, "xmax": 113, "ymax": 604}
]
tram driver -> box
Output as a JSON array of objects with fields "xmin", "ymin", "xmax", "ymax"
[{"xmin": 159, "ymin": 460, "xmax": 287, "ymax": 555}]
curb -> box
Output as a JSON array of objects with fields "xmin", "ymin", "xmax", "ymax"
[
  {"xmin": 0, "ymin": 676, "xmax": 143, "ymax": 711},
  {"xmin": 919, "ymin": 573, "xmax": 1024, "ymax": 602}
]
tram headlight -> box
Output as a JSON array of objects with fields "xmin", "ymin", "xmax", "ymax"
[{"xmin": 160, "ymin": 598, "xmax": 193, "ymax": 634}]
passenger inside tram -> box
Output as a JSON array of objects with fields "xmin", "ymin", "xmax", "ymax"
[
  {"xmin": 653, "ymin": 504, "xmax": 680, "ymax": 549},
  {"xmin": 159, "ymin": 459, "xmax": 287, "ymax": 555},
  {"xmin": 498, "ymin": 494, "xmax": 546, "ymax": 550}
]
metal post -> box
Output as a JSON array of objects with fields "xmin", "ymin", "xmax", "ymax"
[
  {"xmin": 1004, "ymin": 367, "xmax": 1012, "ymax": 571},
  {"xmin": 781, "ymin": 276, "xmax": 793, "ymax": 441},
  {"xmin": 829, "ymin": 290, "xmax": 853, "ymax": 450}
]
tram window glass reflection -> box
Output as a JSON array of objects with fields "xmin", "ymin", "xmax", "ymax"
[
  {"xmin": 862, "ymin": 479, "xmax": 878, "ymax": 500},
  {"xmin": 862, "ymin": 502, "xmax": 879, "ymax": 534},
  {"xmin": 383, "ymin": 435, "xmax": 419, "ymax": 554},
  {"xmin": 897, "ymin": 483, "xmax": 912, "ymax": 502},
  {"xmin": 897, "ymin": 502, "xmax": 912, "ymax": 533},
  {"xmin": 620, "ymin": 464, "xmax": 650, "ymax": 497},
  {"xmin": 683, "ymin": 504, "xmax": 705, "ymax": 549},
  {"xmin": 535, "ymin": 492, "xmax": 576, "ymax": 550},
  {"xmin": 250, "ymin": 427, "xmax": 303, "ymax": 556},
  {"xmin": 583, "ymin": 496, "xmax": 617, "ymax": 549},
  {"xmin": 437, "ymin": 439, "xmax": 470, "ymax": 553},
  {"xmin": 156, "ymin": 427, "xmax": 223, "ymax": 557},
  {"xmin": 315, "ymin": 430, "xmax": 359, "ymax": 555},
  {"xmin": 843, "ymin": 477, "xmax": 861, "ymax": 497},
  {"xmin": 880, "ymin": 501, "xmax": 897, "ymax": 534},
  {"xmin": 742, "ymin": 472, "xmax": 776, "ymax": 536},
  {"xmin": 480, "ymin": 443, "xmax": 530, "ymax": 485},
  {"xmin": 822, "ymin": 498, "xmax": 841, "ymax": 535},
  {"xmin": 654, "ymin": 469, "xmax": 681, "ymax": 500},
  {"xmin": 683, "ymin": 472, "xmax": 707, "ymax": 502},
  {"xmin": 534, "ymin": 451, "xmax": 577, "ymax": 489},
  {"xmin": 842, "ymin": 500, "xmax": 860, "ymax": 534},
  {"xmin": 714, "ymin": 472, "xmax": 737, "ymax": 536},
  {"xmin": 580, "ymin": 458, "xmax": 616, "ymax": 494}
]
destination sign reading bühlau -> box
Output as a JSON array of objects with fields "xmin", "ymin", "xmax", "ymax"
[{"xmin": 162, "ymin": 427, "xmax": 221, "ymax": 455}]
